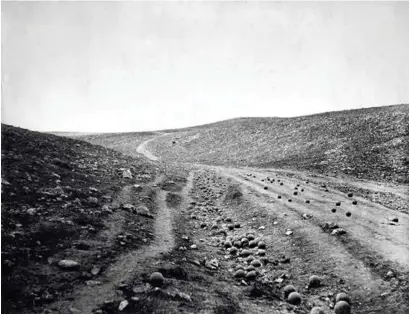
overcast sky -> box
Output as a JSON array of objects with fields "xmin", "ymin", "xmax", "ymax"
[{"xmin": 2, "ymin": 1, "xmax": 409, "ymax": 132}]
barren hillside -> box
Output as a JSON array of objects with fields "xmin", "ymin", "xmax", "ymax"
[{"xmin": 147, "ymin": 104, "xmax": 409, "ymax": 184}]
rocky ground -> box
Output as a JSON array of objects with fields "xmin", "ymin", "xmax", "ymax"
[{"xmin": 2, "ymin": 119, "xmax": 408, "ymax": 314}]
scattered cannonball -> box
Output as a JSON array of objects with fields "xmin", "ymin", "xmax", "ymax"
[
  {"xmin": 250, "ymin": 259, "xmax": 262, "ymax": 267},
  {"xmin": 352, "ymin": 200, "xmax": 357, "ymax": 205},
  {"xmin": 234, "ymin": 269, "xmax": 245, "ymax": 278},
  {"xmin": 233, "ymin": 241, "xmax": 242, "ymax": 248},
  {"xmin": 334, "ymin": 301, "xmax": 351, "ymax": 314},
  {"xmin": 224, "ymin": 241, "xmax": 232, "ymax": 248},
  {"xmin": 308, "ymin": 275, "xmax": 321, "ymax": 288},
  {"xmin": 332, "ymin": 208, "xmax": 337, "ymax": 213},
  {"xmin": 336, "ymin": 202, "xmax": 341, "ymax": 206},
  {"xmin": 149, "ymin": 272, "xmax": 164, "ymax": 287},
  {"xmin": 305, "ymin": 200, "xmax": 310, "ymax": 203},
  {"xmin": 346, "ymin": 212, "xmax": 351, "ymax": 217},
  {"xmin": 240, "ymin": 249, "xmax": 251, "ymax": 257},
  {"xmin": 258, "ymin": 241, "xmax": 266, "ymax": 249},
  {"xmin": 257, "ymin": 249, "xmax": 266, "ymax": 256},
  {"xmin": 246, "ymin": 255, "xmax": 255, "ymax": 263},
  {"xmin": 310, "ymin": 307, "xmax": 325, "ymax": 314},
  {"xmin": 249, "ymin": 240, "xmax": 257, "ymax": 248},
  {"xmin": 335, "ymin": 292, "xmax": 351, "ymax": 304},
  {"xmin": 247, "ymin": 234, "xmax": 255, "ymax": 241},
  {"xmin": 246, "ymin": 270, "xmax": 257, "ymax": 280},
  {"xmin": 283, "ymin": 285, "xmax": 296, "ymax": 298},
  {"xmin": 229, "ymin": 247, "xmax": 238, "ymax": 255},
  {"xmin": 347, "ymin": 192, "xmax": 353, "ymax": 197},
  {"xmin": 287, "ymin": 292, "xmax": 301, "ymax": 305}
]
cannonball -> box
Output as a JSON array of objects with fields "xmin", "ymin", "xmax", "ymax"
[
  {"xmin": 308, "ymin": 275, "xmax": 321, "ymax": 288},
  {"xmin": 149, "ymin": 272, "xmax": 164, "ymax": 287},
  {"xmin": 287, "ymin": 291, "xmax": 301, "ymax": 305},
  {"xmin": 334, "ymin": 301, "xmax": 351, "ymax": 314},
  {"xmin": 283, "ymin": 284, "xmax": 296, "ymax": 298},
  {"xmin": 335, "ymin": 292, "xmax": 351, "ymax": 304},
  {"xmin": 310, "ymin": 307, "xmax": 325, "ymax": 314}
]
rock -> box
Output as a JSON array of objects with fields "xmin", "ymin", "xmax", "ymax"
[
  {"xmin": 258, "ymin": 226, "xmax": 265, "ymax": 230},
  {"xmin": 310, "ymin": 307, "xmax": 325, "ymax": 314},
  {"xmin": 249, "ymin": 240, "xmax": 257, "ymax": 248},
  {"xmin": 346, "ymin": 212, "xmax": 351, "ymax": 217},
  {"xmin": 234, "ymin": 269, "xmax": 245, "ymax": 278},
  {"xmin": 26, "ymin": 208, "xmax": 37, "ymax": 215},
  {"xmin": 246, "ymin": 271, "xmax": 257, "ymax": 280},
  {"xmin": 257, "ymin": 249, "xmax": 266, "ymax": 256},
  {"xmin": 305, "ymin": 200, "xmax": 310, "ymax": 203},
  {"xmin": 87, "ymin": 197, "xmax": 99, "ymax": 205},
  {"xmin": 86, "ymin": 280, "xmax": 101, "ymax": 287},
  {"xmin": 122, "ymin": 169, "xmax": 132, "ymax": 179},
  {"xmin": 352, "ymin": 200, "xmax": 358, "ymax": 205},
  {"xmin": 58, "ymin": 259, "xmax": 80, "ymax": 270},
  {"xmin": 332, "ymin": 208, "xmax": 337, "ymax": 213},
  {"xmin": 335, "ymin": 292, "xmax": 351, "ymax": 304},
  {"xmin": 190, "ymin": 244, "xmax": 198, "ymax": 250},
  {"xmin": 331, "ymin": 228, "xmax": 346, "ymax": 236},
  {"xmin": 149, "ymin": 272, "xmax": 165, "ymax": 287},
  {"xmin": 250, "ymin": 259, "xmax": 262, "ymax": 267},
  {"xmin": 308, "ymin": 275, "xmax": 321, "ymax": 288},
  {"xmin": 133, "ymin": 184, "xmax": 143, "ymax": 191},
  {"xmin": 389, "ymin": 217, "xmax": 399, "ymax": 223},
  {"xmin": 205, "ymin": 258, "xmax": 219, "ymax": 269},
  {"xmin": 347, "ymin": 193, "xmax": 353, "ymax": 197},
  {"xmin": 336, "ymin": 202, "xmax": 341, "ymax": 206},
  {"xmin": 91, "ymin": 265, "xmax": 101, "ymax": 276},
  {"xmin": 283, "ymin": 285, "xmax": 296, "ymax": 298},
  {"xmin": 334, "ymin": 301, "xmax": 351, "ymax": 314},
  {"xmin": 118, "ymin": 299, "xmax": 129, "ymax": 311},
  {"xmin": 287, "ymin": 291, "xmax": 301, "ymax": 305},
  {"xmin": 285, "ymin": 230, "xmax": 293, "ymax": 236},
  {"xmin": 136, "ymin": 206, "xmax": 153, "ymax": 218},
  {"xmin": 240, "ymin": 249, "xmax": 251, "ymax": 257},
  {"xmin": 229, "ymin": 247, "xmax": 238, "ymax": 255},
  {"xmin": 224, "ymin": 241, "xmax": 232, "ymax": 248}
]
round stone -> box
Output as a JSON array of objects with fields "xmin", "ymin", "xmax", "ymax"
[
  {"xmin": 234, "ymin": 269, "xmax": 245, "ymax": 278},
  {"xmin": 246, "ymin": 255, "xmax": 255, "ymax": 263},
  {"xmin": 229, "ymin": 247, "xmax": 238, "ymax": 255},
  {"xmin": 308, "ymin": 275, "xmax": 321, "ymax": 288},
  {"xmin": 246, "ymin": 270, "xmax": 257, "ymax": 280},
  {"xmin": 233, "ymin": 241, "xmax": 242, "ymax": 248},
  {"xmin": 224, "ymin": 241, "xmax": 232, "ymax": 248},
  {"xmin": 334, "ymin": 301, "xmax": 351, "ymax": 314},
  {"xmin": 287, "ymin": 291, "xmax": 301, "ymax": 305},
  {"xmin": 240, "ymin": 249, "xmax": 251, "ymax": 257},
  {"xmin": 283, "ymin": 285, "xmax": 296, "ymax": 298},
  {"xmin": 332, "ymin": 208, "xmax": 337, "ymax": 213},
  {"xmin": 258, "ymin": 241, "xmax": 266, "ymax": 249},
  {"xmin": 335, "ymin": 292, "xmax": 351, "ymax": 304},
  {"xmin": 257, "ymin": 249, "xmax": 266, "ymax": 256},
  {"xmin": 249, "ymin": 240, "xmax": 257, "ymax": 248},
  {"xmin": 250, "ymin": 259, "xmax": 262, "ymax": 267},
  {"xmin": 346, "ymin": 212, "xmax": 351, "ymax": 217},
  {"xmin": 149, "ymin": 272, "xmax": 164, "ymax": 287},
  {"xmin": 310, "ymin": 307, "xmax": 325, "ymax": 314}
]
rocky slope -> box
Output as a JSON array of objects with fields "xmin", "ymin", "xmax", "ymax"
[
  {"xmin": 147, "ymin": 104, "xmax": 409, "ymax": 184},
  {"xmin": 1, "ymin": 124, "xmax": 159, "ymax": 313}
]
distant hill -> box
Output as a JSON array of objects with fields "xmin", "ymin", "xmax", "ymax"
[{"xmin": 146, "ymin": 104, "xmax": 409, "ymax": 183}]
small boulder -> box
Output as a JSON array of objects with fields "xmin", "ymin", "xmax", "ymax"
[
  {"xmin": 334, "ymin": 301, "xmax": 351, "ymax": 314},
  {"xmin": 58, "ymin": 260, "xmax": 80, "ymax": 270},
  {"xmin": 287, "ymin": 291, "xmax": 301, "ymax": 305}
]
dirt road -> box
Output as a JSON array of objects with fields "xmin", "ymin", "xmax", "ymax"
[{"xmin": 132, "ymin": 136, "xmax": 409, "ymax": 313}]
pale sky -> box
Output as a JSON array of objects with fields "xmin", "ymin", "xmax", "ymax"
[{"xmin": 2, "ymin": 1, "xmax": 409, "ymax": 132}]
